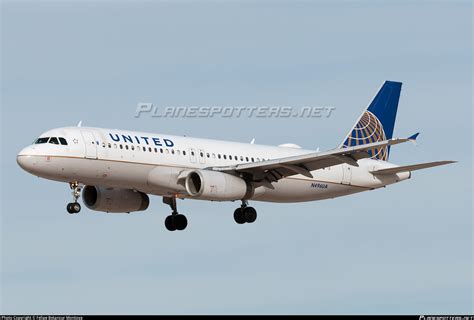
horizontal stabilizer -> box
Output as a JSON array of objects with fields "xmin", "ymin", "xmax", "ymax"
[{"xmin": 371, "ymin": 161, "xmax": 456, "ymax": 175}]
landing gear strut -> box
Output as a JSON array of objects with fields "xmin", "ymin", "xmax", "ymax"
[
  {"xmin": 234, "ymin": 200, "xmax": 257, "ymax": 224},
  {"xmin": 67, "ymin": 182, "xmax": 82, "ymax": 214},
  {"xmin": 163, "ymin": 196, "xmax": 187, "ymax": 231}
]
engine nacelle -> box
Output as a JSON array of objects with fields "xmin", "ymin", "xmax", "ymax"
[
  {"xmin": 184, "ymin": 169, "xmax": 253, "ymax": 201},
  {"xmin": 82, "ymin": 186, "xmax": 149, "ymax": 213}
]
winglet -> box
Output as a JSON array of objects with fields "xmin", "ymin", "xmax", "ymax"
[
  {"xmin": 408, "ymin": 132, "xmax": 420, "ymax": 145},
  {"xmin": 408, "ymin": 132, "xmax": 419, "ymax": 141}
]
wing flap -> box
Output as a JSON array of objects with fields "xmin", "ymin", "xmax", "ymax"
[{"xmin": 210, "ymin": 136, "xmax": 417, "ymax": 184}]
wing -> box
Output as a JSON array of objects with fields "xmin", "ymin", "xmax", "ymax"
[{"xmin": 210, "ymin": 136, "xmax": 417, "ymax": 189}]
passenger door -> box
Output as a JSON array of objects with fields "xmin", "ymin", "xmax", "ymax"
[
  {"xmin": 342, "ymin": 164, "xmax": 352, "ymax": 185},
  {"xmin": 81, "ymin": 131, "xmax": 97, "ymax": 159}
]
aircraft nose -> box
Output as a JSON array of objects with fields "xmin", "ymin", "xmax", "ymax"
[{"xmin": 17, "ymin": 147, "xmax": 37, "ymax": 172}]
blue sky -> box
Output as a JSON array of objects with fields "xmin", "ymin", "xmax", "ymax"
[{"xmin": 1, "ymin": 0, "xmax": 472, "ymax": 314}]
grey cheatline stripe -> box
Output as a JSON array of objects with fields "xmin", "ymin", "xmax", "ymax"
[
  {"xmin": 19, "ymin": 155, "xmax": 371, "ymax": 189},
  {"xmin": 285, "ymin": 176, "xmax": 370, "ymax": 189}
]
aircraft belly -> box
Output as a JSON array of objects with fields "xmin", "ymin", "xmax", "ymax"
[
  {"xmin": 37, "ymin": 156, "xmax": 153, "ymax": 191},
  {"xmin": 253, "ymin": 177, "xmax": 367, "ymax": 203}
]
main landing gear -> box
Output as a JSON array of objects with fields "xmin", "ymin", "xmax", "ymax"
[
  {"xmin": 163, "ymin": 196, "xmax": 188, "ymax": 231},
  {"xmin": 67, "ymin": 182, "xmax": 82, "ymax": 214},
  {"xmin": 233, "ymin": 200, "xmax": 257, "ymax": 224}
]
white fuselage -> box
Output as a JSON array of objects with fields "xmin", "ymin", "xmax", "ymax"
[{"xmin": 17, "ymin": 126, "xmax": 410, "ymax": 203}]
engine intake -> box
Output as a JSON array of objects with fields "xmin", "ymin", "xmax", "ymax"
[
  {"xmin": 82, "ymin": 186, "xmax": 149, "ymax": 213},
  {"xmin": 184, "ymin": 169, "xmax": 253, "ymax": 201}
]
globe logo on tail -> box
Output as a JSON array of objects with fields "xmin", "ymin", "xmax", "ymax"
[{"xmin": 343, "ymin": 111, "xmax": 388, "ymax": 161}]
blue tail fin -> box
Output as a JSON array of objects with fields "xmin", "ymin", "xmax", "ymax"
[{"xmin": 340, "ymin": 81, "xmax": 402, "ymax": 161}]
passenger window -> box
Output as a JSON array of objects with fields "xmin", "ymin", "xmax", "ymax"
[
  {"xmin": 183, "ymin": 150, "xmax": 186, "ymax": 156},
  {"xmin": 149, "ymin": 147, "xmax": 152, "ymax": 152},
  {"xmin": 108, "ymin": 143, "xmax": 111, "ymax": 148},
  {"xmin": 102, "ymin": 142, "xmax": 106, "ymax": 148},
  {"xmin": 251, "ymin": 157, "xmax": 254, "ymax": 162},
  {"xmin": 160, "ymin": 148, "xmax": 164, "ymax": 153},
  {"xmin": 59, "ymin": 137, "xmax": 68, "ymax": 145},
  {"xmin": 212, "ymin": 153, "xmax": 215, "ymax": 158},
  {"xmin": 35, "ymin": 137, "xmax": 49, "ymax": 144},
  {"xmin": 246, "ymin": 157, "xmax": 249, "ymax": 162},
  {"xmin": 143, "ymin": 147, "xmax": 146, "ymax": 152},
  {"xmin": 49, "ymin": 137, "xmax": 59, "ymax": 145},
  {"xmin": 114, "ymin": 144, "xmax": 117, "ymax": 149},
  {"xmin": 200, "ymin": 152, "xmax": 203, "ymax": 157},
  {"xmin": 154, "ymin": 148, "xmax": 157, "ymax": 153},
  {"xmin": 223, "ymin": 155, "xmax": 227, "ymax": 159},
  {"xmin": 120, "ymin": 144, "xmax": 123, "ymax": 149},
  {"xmin": 240, "ymin": 156, "xmax": 243, "ymax": 161},
  {"xmin": 171, "ymin": 149, "xmax": 175, "ymax": 155},
  {"xmin": 131, "ymin": 145, "xmax": 135, "ymax": 150},
  {"xmin": 234, "ymin": 156, "xmax": 238, "ymax": 160},
  {"xmin": 206, "ymin": 153, "xmax": 210, "ymax": 158},
  {"xmin": 125, "ymin": 145, "xmax": 129, "ymax": 150},
  {"xmin": 218, "ymin": 154, "xmax": 221, "ymax": 159}
]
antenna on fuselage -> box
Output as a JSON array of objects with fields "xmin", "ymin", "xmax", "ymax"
[
  {"xmin": 250, "ymin": 138, "xmax": 255, "ymax": 144},
  {"xmin": 77, "ymin": 120, "xmax": 82, "ymax": 127}
]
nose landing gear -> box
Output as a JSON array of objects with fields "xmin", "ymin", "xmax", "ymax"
[{"xmin": 67, "ymin": 182, "xmax": 82, "ymax": 214}]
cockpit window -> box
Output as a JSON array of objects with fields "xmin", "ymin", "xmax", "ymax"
[
  {"xmin": 35, "ymin": 137, "xmax": 49, "ymax": 144},
  {"xmin": 34, "ymin": 137, "xmax": 68, "ymax": 145}
]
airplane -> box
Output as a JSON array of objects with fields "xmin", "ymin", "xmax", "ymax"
[{"xmin": 17, "ymin": 81, "xmax": 455, "ymax": 231}]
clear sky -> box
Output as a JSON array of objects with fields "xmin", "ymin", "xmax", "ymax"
[{"xmin": 1, "ymin": 0, "xmax": 472, "ymax": 315}]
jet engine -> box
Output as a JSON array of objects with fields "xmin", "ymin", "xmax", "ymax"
[
  {"xmin": 82, "ymin": 186, "xmax": 149, "ymax": 213},
  {"xmin": 184, "ymin": 169, "xmax": 253, "ymax": 201}
]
